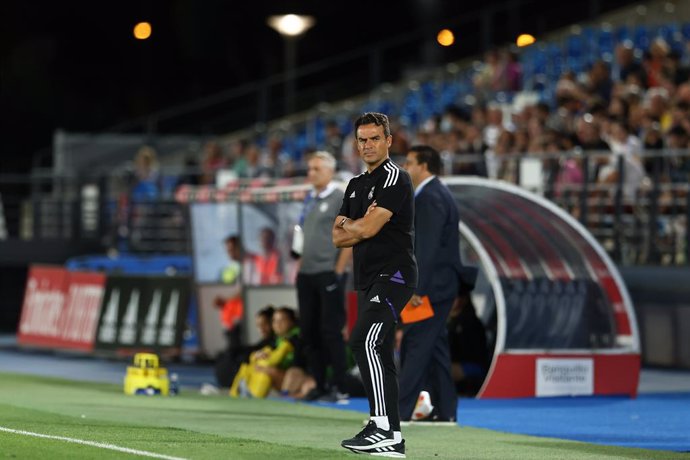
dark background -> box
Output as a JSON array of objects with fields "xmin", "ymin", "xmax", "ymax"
[{"xmin": 1, "ymin": 0, "xmax": 637, "ymax": 173}]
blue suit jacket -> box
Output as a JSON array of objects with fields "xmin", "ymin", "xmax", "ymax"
[{"xmin": 414, "ymin": 176, "xmax": 463, "ymax": 303}]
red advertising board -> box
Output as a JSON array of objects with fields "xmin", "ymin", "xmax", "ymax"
[{"xmin": 18, "ymin": 266, "xmax": 106, "ymax": 352}]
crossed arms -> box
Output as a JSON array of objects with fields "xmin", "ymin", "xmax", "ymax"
[{"xmin": 332, "ymin": 201, "xmax": 392, "ymax": 248}]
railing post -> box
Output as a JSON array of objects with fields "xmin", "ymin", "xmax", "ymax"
[
  {"xmin": 647, "ymin": 155, "xmax": 661, "ymax": 264},
  {"xmin": 613, "ymin": 155, "xmax": 624, "ymax": 263},
  {"xmin": 685, "ymin": 187, "xmax": 690, "ymax": 265},
  {"xmin": 579, "ymin": 154, "xmax": 589, "ymax": 227},
  {"xmin": 71, "ymin": 177, "xmax": 82, "ymax": 241},
  {"xmin": 98, "ymin": 175, "xmax": 108, "ymax": 242}
]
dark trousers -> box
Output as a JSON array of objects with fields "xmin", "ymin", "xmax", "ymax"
[
  {"xmin": 398, "ymin": 297, "xmax": 457, "ymax": 421},
  {"xmin": 350, "ymin": 282, "xmax": 413, "ymax": 432},
  {"xmin": 296, "ymin": 271, "xmax": 348, "ymax": 390},
  {"xmin": 214, "ymin": 327, "xmax": 242, "ymax": 387}
]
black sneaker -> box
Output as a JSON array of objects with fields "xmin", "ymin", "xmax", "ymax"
[
  {"xmin": 318, "ymin": 386, "xmax": 349, "ymax": 403},
  {"xmin": 302, "ymin": 387, "xmax": 324, "ymax": 401},
  {"xmin": 341, "ymin": 421, "xmax": 395, "ymax": 451}
]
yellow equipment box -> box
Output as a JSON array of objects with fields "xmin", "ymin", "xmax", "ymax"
[{"xmin": 124, "ymin": 353, "xmax": 170, "ymax": 396}]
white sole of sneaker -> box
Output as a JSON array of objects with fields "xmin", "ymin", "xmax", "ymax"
[
  {"xmin": 370, "ymin": 452, "xmax": 405, "ymax": 458},
  {"xmin": 344, "ymin": 447, "xmax": 405, "ymax": 458},
  {"xmin": 342, "ymin": 438, "xmax": 397, "ymax": 451}
]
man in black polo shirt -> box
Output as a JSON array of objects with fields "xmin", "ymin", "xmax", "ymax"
[{"xmin": 333, "ymin": 112, "xmax": 417, "ymax": 457}]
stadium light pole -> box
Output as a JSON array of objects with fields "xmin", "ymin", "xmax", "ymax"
[{"xmin": 267, "ymin": 14, "xmax": 315, "ymax": 116}]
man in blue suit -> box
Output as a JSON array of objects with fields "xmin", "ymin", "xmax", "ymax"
[{"xmin": 399, "ymin": 145, "xmax": 463, "ymax": 424}]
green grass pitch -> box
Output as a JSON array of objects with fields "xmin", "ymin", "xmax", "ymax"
[{"xmin": 0, "ymin": 372, "xmax": 684, "ymax": 459}]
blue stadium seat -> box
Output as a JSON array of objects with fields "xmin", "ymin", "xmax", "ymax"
[
  {"xmin": 633, "ymin": 25, "xmax": 651, "ymax": 50},
  {"xmin": 682, "ymin": 23, "xmax": 690, "ymax": 40},
  {"xmin": 566, "ymin": 34, "xmax": 585, "ymax": 61},
  {"xmin": 597, "ymin": 28, "xmax": 615, "ymax": 56},
  {"xmin": 615, "ymin": 25, "xmax": 630, "ymax": 43}
]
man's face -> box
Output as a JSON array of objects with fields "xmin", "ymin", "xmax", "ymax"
[
  {"xmin": 260, "ymin": 229, "xmax": 275, "ymax": 250},
  {"xmin": 225, "ymin": 240, "xmax": 241, "ymax": 261},
  {"xmin": 307, "ymin": 157, "xmax": 333, "ymax": 189},
  {"xmin": 403, "ymin": 152, "xmax": 425, "ymax": 188},
  {"xmin": 356, "ymin": 123, "xmax": 391, "ymax": 168}
]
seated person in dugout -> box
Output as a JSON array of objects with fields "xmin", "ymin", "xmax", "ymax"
[
  {"xmin": 447, "ymin": 270, "xmax": 490, "ymax": 396},
  {"xmin": 230, "ymin": 306, "xmax": 311, "ymax": 398},
  {"xmin": 215, "ymin": 305, "xmax": 276, "ymax": 388}
]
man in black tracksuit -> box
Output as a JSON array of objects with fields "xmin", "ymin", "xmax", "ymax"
[{"xmin": 333, "ymin": 112, "xmax": 417, "ymax": 458}]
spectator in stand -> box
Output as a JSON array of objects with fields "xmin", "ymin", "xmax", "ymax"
[
  {"xmin": 473, "ymin": 49, "xmax": 502, "ymax": 98},
  {"xmin": 494, "ymin": 129, "xmax": 517, "ymax": 183},
  {"xmin": 645, "ymin": 87, "xmax": 673, "ymax": 132},
  {"xmin": 264, "ymin": 134, "xmax": 293, "ymax": 178},
  {"xmin": 645, "ymin": 38, "xmax": 671, "ymax": 89},
  {"xmin": 474, "ymin": 48, "xmax": 522, "ymax": 95},
  {"xmin": 234, "ymin": 143, "xmax": 271, "ymax": 178},
  {"xmin": 641, "ymin": 123, "xmax": 669, "ymax": 182},
  {"xmin": 615, "ymin": 41, "xmax": 647, "ymax": 87},
  {"xmin": 200, "ymin": 141, "xmax": 226, "ymax": 185},
  {"xmin": 586, "ymin": 60, "xmax": 613, "ymax": 104},
  {"xmin": 455, "ymin": 124, "xmax": 487, "ymax": 176},
  {"xmin": 666, "ymin": 125, "xmax": 690, "ymax": 183},
  {"xmin": 553, "ymin": 146, "xmax": 584, "ymax": 203},
  {"xmin": 483, "ymin": 103, "xmax": 503, "ymax": 149},
  {"xmin": 130, "ymin": 145, "xmax": 161, "ymax": 201},
  {"xmin": 340, "ymin": 115, "xmax": 362, "ymax": 175},
  {"xmin": 608, "ymin": 95, "xmax": 630, "ymax": 122},
  {"xmin": 574, "ymin": 115, "xmax": 609, "ymax": 181},
  {"xmin": 389, "ymin": 119, "xmax": 412, "ymax": 158},
  {"xmin": 225, "ymin": 139, "xmax": 247, "ymax": 171},
  {"xmin": 503, "ymin": 49, "xmax": 522, "ymax": 92},
  {"xmin": 598, "ymin": 118, "xmax": 647, "ymax": 201},
  {"xmin": 665, "ymin": 49, "xmax": 690, "ymax": 86},
  {"xmin": 245, "ymin": 227, "xmax": 284, "ymax": 285},
  {"xmin": 323, "ymin": 120, "xmax": 344, "ymax": 162},
  {"xmin": 513, "ymin": 128, "xmax": 530, "ymax": 154},
  {"xmin": 177, "ymin": 155, "xmax": 201, "ymax": 187}
]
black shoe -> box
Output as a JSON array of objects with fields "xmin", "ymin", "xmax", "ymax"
[
  {"xmin": 318, "ymin": 386, "xmax": 349, "ymax": 403},
  {"xmin": 345, "ymin": 439, "xmax": 406, "ymax": 458},
  {"xmin": 341, "ymin": 421, "xmax": 395, "ymax": 451},
  {"xmin": 303, "ymin": 387, "xmax": 324, "ymax": 401}
]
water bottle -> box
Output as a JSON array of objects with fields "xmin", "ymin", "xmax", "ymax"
[{"xmin": 169, "ymin": 373, "xmax": 179, "ymax": 396}]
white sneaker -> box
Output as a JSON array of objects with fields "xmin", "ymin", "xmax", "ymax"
[
  {"xmin": 199, "ymin": 383, "xmax": 220, "ymax": 396},
  {"xmin": 411, "ymin": 391, "xmax": 434, "ymax": 421}
]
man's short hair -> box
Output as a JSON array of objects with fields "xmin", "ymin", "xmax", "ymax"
[
  {"xmin": 309, "ymin": 150, "xmax": 336, "ymax": 170},
  {"xmin": 354, "ymin": 112, "xmax": 391, "ymax": 137},
  {"xmin": 409, "ymin": 145, "xmax": 442, "ymax": 176},
  {"xmin": 225, "ymin": 234, "xmax": 240, "ymax": 245}
]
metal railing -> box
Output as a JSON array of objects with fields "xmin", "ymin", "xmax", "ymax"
[
  {"xmin": 450, "ymin": 148, "xmax": 690, "ymax": 265},
  {"xmin": 1, "ymin": 148, "xmax": 687, "ymax": 265}
]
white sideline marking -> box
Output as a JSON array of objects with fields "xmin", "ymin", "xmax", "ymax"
[{"xmin": 0, "ymin": 426, "xmax": 188, "ymax": 460}]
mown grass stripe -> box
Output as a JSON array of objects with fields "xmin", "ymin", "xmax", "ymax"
[{"xmin": 0, "ymin": 426, "xmax": 188, "ymax": 460}]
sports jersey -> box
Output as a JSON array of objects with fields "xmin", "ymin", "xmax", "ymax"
[{"xmin": 338, "ymin": 158, "xmax": 417, "ymax": 290}]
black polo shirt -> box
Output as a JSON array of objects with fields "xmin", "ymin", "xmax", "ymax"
[{"xmin": 339, "ymin": 158, "xmax": 418, "ymax": 290}]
